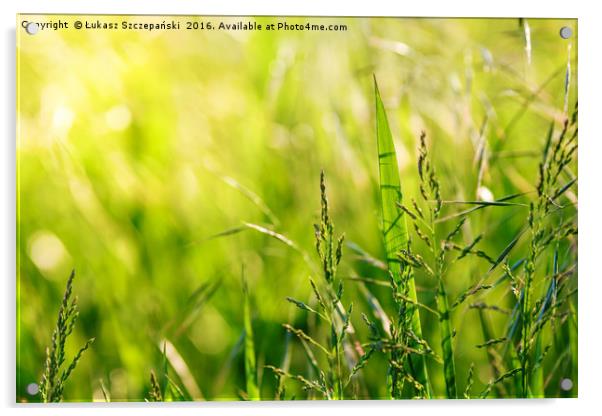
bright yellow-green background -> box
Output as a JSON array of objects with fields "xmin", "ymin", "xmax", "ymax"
[{"xmin": 17, "ymin": 16, "xmax": 577, "ymax": 401}]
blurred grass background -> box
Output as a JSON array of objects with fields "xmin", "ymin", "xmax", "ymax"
[{"xmin": 17, "ymin": 16, "xmax": 577, "ymax": 401}]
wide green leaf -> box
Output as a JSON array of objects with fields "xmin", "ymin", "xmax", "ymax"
[{"xmin": 374, "ymin": 77, "xmax": 431, "ymax": 398}]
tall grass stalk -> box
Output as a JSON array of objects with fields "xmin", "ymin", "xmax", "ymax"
[
  {"xmin": 269, "ymin": 171, "xmax": 370, "ymax": 400},
  {"xmin": 39, "ymin": 270, "xmax": 94, "ymax": 403},
  {"xmin": 398, "ymin": 133, "xmax": 457, "ymax": 398},
  {"xmin": 520, "ymin": 118, "xmax": 577, "ymax": 397}
]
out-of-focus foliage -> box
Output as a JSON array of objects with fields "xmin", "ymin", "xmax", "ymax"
[{"xmin": 17, "ymin": 16, "xmax": 577, "ymax": 401}]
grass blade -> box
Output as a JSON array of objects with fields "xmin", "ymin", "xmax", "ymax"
[
  {"xmin": 159, "ymin": 339, "xmax": 204, "ymax": 400},
  {"xmin": 374, "ymin": 77, "xmax": 430, "ymax": 398},
  {"xmin": 210, "ymin": 222, "xmax": 316, "ymax": 273},
  {"xmin": 244, "ymin": 223, "xmax": 315, "ymax": 272},
  {"xmin": 436, "ymin": 279, "xmax": 457, "ymax": 398},
  {"xmin": 222, "ymin": 175, "xmax": 280, "ymax": 226},
  {"xmin": 243, "ymin": 274, "xmax": 260, "ymax": 400},
  {"xmin": 441, "ymin": 200, "xmax": 528, "ymax": 207}
]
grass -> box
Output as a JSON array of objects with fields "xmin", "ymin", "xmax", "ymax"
[
  {"xmin": 267, "ymin": 171, "xmax": 361, "ymax": 400},
  {"xmin": 39, "ymin": 271, "xmax": 94, "ymax": 403},
  {"xmin": 243, "ymin": 272, "xmax": 260, "ymax": 400},
  {"xmin": 374, "ymin": 79, "xmax": 431, "ymax": 398},
  {"xmin": 32, "ymin": 83, "xmax": 578, "ymax": 402},
  {"xmin": 410, "ymin": 132, "xmax": 457, "ymax": 398},
  {"xmin": 18, "ymin": 17, "xmax": 578, "ymax": 402},
  {"xmin": 33, "ymin": 87, "xmax": 579, "ymax": 401},
  {"xmin": 520, "ymin": 117, "xmax": 578, "ymax": 397}
]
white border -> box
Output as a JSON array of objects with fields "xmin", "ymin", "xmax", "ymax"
[{"xmin": 3, "ymin": 1, "xmax": 601, "ymax": 416}]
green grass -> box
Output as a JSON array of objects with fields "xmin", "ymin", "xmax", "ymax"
[
  {"xmin": 413, "ymin": 133, "xmax": 457, "ymax": 398},
  {"xmin": 243, "ymin": 273, "xmax": 260, "ymax": 400},
  {"xmin": 266, "ymin": 171, "xmax": 360, "ymax": 400},
  {"xmin": 520, "ymin": 118, "xmax": 578, "ymax": 397},
  {"xmin": 17, "ymin": 17, "xmax": 578, "ymax": 401},
  {"xmin": 374, "ymin": 78, "xmax": 431, "ymax": 398},
  {"xmin": 39, "ymin": 271, "xmax": 94, "ymax": 403}
]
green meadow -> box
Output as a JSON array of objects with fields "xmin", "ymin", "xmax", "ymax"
[{"xmin": 17, "ymin": 16, "xmax": 577, "ymax": 401}]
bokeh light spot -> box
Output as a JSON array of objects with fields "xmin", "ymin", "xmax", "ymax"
[
  {"xmin": 28, "ymin": 231, "xmax": 68, "ymax": 272},
  {"xmin": 105, "ymin": 105, "xmax": 132, "ymax": 131}
]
